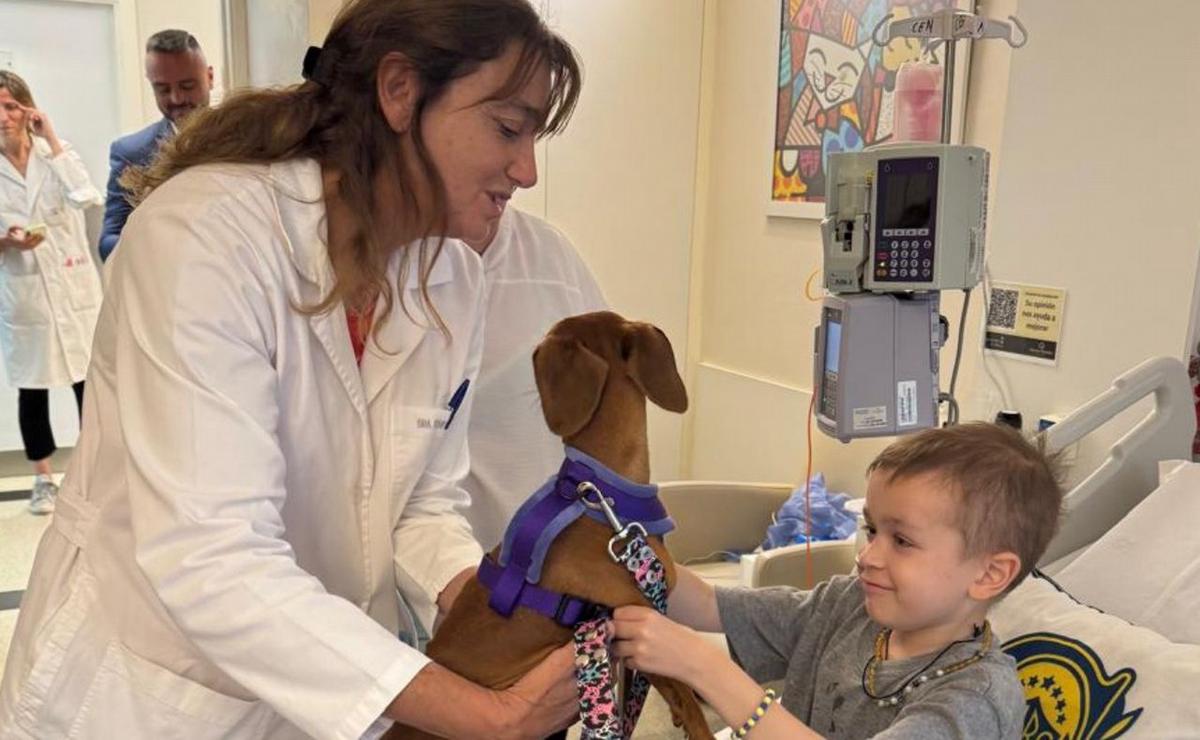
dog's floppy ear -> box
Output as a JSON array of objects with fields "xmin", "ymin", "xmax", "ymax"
[
  {"xmin": 624, "ymin": 324, "xmax": 688, "ymax": 413},
  {"xmin": 533, "ymin": 336, "xmax": 610, "ymax": 437}
]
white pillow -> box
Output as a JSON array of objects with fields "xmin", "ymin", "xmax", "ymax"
[
  {"xmin": 1053, "ymin": 460, "xmax": 1200, "ymax": 643},
  {"xmin": 992, "ymin": 574, "xmax": 1200, "ymax": 739}
]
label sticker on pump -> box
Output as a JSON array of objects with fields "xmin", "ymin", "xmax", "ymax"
[
  {"xmin": 897, "ymin": 381, "xmax": 918, "ymax": 427},
  {"xmin": 853, "ymin": 406, "xmax": 888, "ymax": 431}
]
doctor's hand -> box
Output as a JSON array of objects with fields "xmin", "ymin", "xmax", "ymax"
[
  {"xmin": 386, "ymin": 643, "xmax": 577, "ymax": 739},
  {"xmin": 1, "ymin": 226, "xmax": 43, "ymax": 251},
  {"xmin": 495, "ymin": 642, "xmax": 579, "ymax": 738},
  {"xmin": 611, "ymin": 605, "xmax": 722, "ymax": 684},
  {"xmin": 21, "ymin": 106, "xmax": 62, "ymax": 155}
]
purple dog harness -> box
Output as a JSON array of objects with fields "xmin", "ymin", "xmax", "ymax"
[{"xmin": 476, "ymin": 448, "xmax": 675, "ymax": 739}]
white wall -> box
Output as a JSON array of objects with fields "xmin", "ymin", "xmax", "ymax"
[
  {"xmin": 978, "ymin": 0, "xmax": 1200, "ymax": 480},
  {"xmin": 538, "ymin": 0, "xmax": 704, "ymax": 481},
  {"xmin": 246, "ymin": 0, "xmax": 307, "ymax": 87},
  {"xmin": 308, "ymin": 0, "xmax": 341, "ymax": 45}
]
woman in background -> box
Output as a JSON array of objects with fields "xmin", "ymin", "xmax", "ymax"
[{"xmin": 0, "ymin": 71, "xmax": 103, "ymax": 515}]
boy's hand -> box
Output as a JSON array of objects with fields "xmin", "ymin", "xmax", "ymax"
[
  {"xmin": 611, "ymin": 605, "xmax": 719, "ymax": 683},
  {"xmin": 615, "ymin": 607, "xmax": 823, "ymax": 739}
]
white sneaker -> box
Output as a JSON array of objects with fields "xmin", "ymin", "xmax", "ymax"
[{"xmin": 29, "ymin": 477, "xmax": 57, "ymax": 515}]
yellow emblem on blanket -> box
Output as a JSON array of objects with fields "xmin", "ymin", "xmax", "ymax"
[{"xmin": 1003, "ymin": 632, "xmax": 1142, "ymax": 739}]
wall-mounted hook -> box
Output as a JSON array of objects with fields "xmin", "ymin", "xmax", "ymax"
[{"xmin": 1006, "ymin": 16, "xmax": 1028, "ymax": 48}]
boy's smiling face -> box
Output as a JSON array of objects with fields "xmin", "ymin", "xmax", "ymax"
[{"xmin": 857, "ymin": 470, "xmax": 991, "ymax": 643}]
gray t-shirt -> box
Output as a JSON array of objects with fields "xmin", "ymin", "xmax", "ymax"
[{"xmin": 716, "ymin": 575, "xmax": 1024, "ymax": 739}]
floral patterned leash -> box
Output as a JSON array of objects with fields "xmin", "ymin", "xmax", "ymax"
[{"xmin": 572, "ymin": 484, "xmax": 669, "ymax": 739}]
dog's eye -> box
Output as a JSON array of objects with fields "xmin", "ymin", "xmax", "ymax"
[{"xmin": 620, "ymin": 336, "xmax": 633, "ymax": 361}]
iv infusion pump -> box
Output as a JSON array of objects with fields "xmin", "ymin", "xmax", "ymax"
[
  {"xmin": 815, "ymin": 143, "xmax": 989, "ymax": 442},
  {"xmin": 815, "ymin": 292, "xmax": 942, "ymax": 441},
  {"xmin": 821, "ymin": 143, "xmax": 989, "ymax": 294}
]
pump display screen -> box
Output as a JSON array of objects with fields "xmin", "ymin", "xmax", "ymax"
[
  {"xmin": 882, "ymin": 171, "xmax": 934, "ymax": 229},
  {"xmin": 820, "ymin": 308, "xmax": 843, "ymax": 421},
  {"xmin": 824, "ymin": 321, "xmax": 841, "ymax": 373}
]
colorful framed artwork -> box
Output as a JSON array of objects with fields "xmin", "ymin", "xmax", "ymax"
[{"xmin": 768, "ymin": 0, "xmax": 974, "ymax": 219}]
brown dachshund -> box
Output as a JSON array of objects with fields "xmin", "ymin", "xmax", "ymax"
[{"xmin": 388, "ymin": 311, "xmax": 713, "ymax": 739}]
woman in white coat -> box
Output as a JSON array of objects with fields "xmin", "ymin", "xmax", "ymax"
[
  {"xmin": 0, "ymin": 1, "xmax": 583, "ymax": 738},
  {"xmin": 0, "ymin": 71, "xmax": 103, "ymax": 515}
]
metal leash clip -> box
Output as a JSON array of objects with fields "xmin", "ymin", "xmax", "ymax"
[{"xmin": 577, "ymin": 481, "xmax": 649, "ymax": 563}]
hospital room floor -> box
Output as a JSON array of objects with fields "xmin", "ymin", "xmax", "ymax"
[
  {"xmin": 0, "ymin": 463, "xmax": 722, "ymax": 737},
  {"xmin": 0, "ymin": 473, "xmax": 55, "ymax": 680}
]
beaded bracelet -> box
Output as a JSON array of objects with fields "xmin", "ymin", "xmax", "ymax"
[{"xmin": 733, "ymin": 688, "xmax": 779, "ymax": 738}]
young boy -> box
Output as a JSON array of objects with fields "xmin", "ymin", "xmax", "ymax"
[{"xmin": 613, "ymin": 422, "xmax": 1063, "ymax": 739}]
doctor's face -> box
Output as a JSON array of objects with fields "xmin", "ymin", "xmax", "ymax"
[
  {"xmin": 0, "ymin": 89, "xmax": 29, "ymax": 145},
  {"xmin": 419, "ymin": 43, "xmax": 548, "ymax": 246}
]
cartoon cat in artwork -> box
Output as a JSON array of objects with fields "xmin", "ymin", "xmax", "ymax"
[{"xmin": 803, "ymin": 33, "xmax": 872, "ymax": 110}]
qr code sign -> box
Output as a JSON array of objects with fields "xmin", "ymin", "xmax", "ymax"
[{"xmin": 988, "ymin": 288, "xmax": 1019, "ymax": 329}]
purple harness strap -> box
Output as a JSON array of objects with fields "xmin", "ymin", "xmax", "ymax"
[
  {"xmin": 483, "ymin": 451, "xmax": 674, "ymax": 624},
  {"xmin": 477, "ymin": 556, "xmax": 600, "ymax": 627},
  {"xmin": 486, "ymin": 477, "xmax": 584, "ymax": 619}
]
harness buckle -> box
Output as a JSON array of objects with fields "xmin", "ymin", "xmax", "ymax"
[
  {"xmin": 577, "ymin": 481, "xmax": 653, "ymax": 563},
  {"xmin": 554, "ymin": 593, "xmax": 606, "ymax": 626},
  {"xmin": 607, "ymin": 522, "xmax": 649, "ymax": 563},
  {"xmin": 577, "ymin": 482, "xmax": 625, "ymax": 533},
  {"xmin": 553, "ymin": 594, "xmax": 573, "ymax": 625}
]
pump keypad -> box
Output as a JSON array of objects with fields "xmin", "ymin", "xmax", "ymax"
[{"xmin": 876, "ymin": 229, "xmax": 933, "ymax": 282}]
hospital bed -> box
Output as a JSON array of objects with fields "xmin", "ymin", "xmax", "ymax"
[{"xmin": 663, "ymin": 356, "xmax": 1200, "ymax": 737}]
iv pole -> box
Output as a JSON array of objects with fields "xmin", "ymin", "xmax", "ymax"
[
  {"xmin": 871, "ymin": 8, "xmax": 1028, "ymax": 145},
  {"xmin": 867, "ymin": 8, "xmax": 1028, "ymax": 424}
]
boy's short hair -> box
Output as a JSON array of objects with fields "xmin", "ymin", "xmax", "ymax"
[{"xmin": 867, "ymin": 422, "xmax": 1064, "ymax": 591}]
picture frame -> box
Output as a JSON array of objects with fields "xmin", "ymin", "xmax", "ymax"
[{"xmin": 767, "ymin": 0, "xmax": 975, "ymax": 220}]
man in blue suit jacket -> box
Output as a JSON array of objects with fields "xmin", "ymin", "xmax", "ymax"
[{"xmin": 100, "ymin": 29, "xmax": 212, "ymax": 261}]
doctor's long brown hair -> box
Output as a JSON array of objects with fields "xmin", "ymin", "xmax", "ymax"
[{"xmin": 123, "ymin": 0, "xmax": 580, "ymax": 337}]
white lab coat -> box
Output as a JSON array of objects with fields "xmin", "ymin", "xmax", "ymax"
[
  {"xmin": 0, "ymin": 138, "xmax": 103, "ymax": 388},
  {"xmin": 0, "ymin": 159, "xmax": 486, "ymax": 739},
  {"xmin": 462, "ymin": 208, "xmax": 606, "ymax": 550}
]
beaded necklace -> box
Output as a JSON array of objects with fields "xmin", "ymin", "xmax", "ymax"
[{"xmin": 860, "ymin": 621, "xmax": 993, "ymax": 707}]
